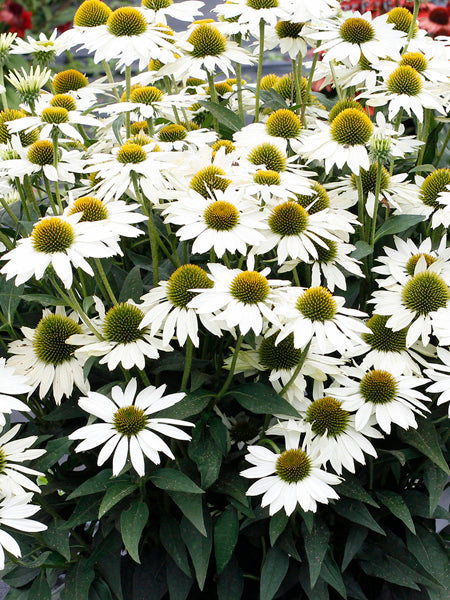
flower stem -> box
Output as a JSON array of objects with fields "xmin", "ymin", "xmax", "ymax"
[
  {"xmin": 405, "ymin": 0, "xmax": 420, "ymax": 49},
  {"xmin": 94, "ymin": 258, "xmax": 118, "ymax": 305},
  {"xmin": 125, "ymin": 65, "xmax": 132, "ymax": 139},
  {"xmin": 181, "ymin": 337, "xmax": 194, "ymax": 392},
  {"xmin": 234, "ymin": 33, "xmax": 245, "ymax": 123},
  {"xmin": 131, "ymin": 172, "xmax": 159, "ymax": 286},
  {"xmin": 215, "ymin": 334, "xmax": 244, "ymax": 402},
  {"xmin": 51, "ymin": 131, "xmax": 63, "ymax": 213},
  {"xmin": 436, "ymin": 125, "xmax": 450, "ymax": 166},
  {"xmin": 23, "ymin": 174, "xmax": 41, "ymax": 218},
  {"xmin": 254, "ymin": 19, "xmax": 265, "ymax": 123},
  {"xmin": 206, "ymin": 71, "xmax": 219, "ymax": 134},
  {"xmin": 0, "ymin": 63, "xmax": 8, "ymax": 110},
  {"xmin": 355, "ymin": 173, "xmax": 366, "ymax": 241},
  {"xmin": 279, "ymin": 340, "xmax": 311, "ymax": 396},
  {"xmin": 369, "ymin": 161, "xmax": 383, "ymax": 247},
  {"xmin": 417, "ymin": 108, "xmax": 431, "ymax": 167},
  {"xmin": 103, "ymin": 60, "xmax": 120, "ymax": 100},
  {"xmin": 43, "ymin": 174, "xmax": 58, "ymax": 216},
  {"xmin": 0, "ymin": 195, "xmax": 19, "ymax": 225}
]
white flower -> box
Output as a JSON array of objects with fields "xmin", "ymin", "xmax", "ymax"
[
  {"xmin": 327, "ymin": 365, "xmax": 430, "ymax": 434},
  {"xmin": 287, "ymin": 0, "xmax": 339, "ymax": 23},
  {"xmin": 369, "ymin": 263, "xmax": 450, "ymax": 346},
  {"xmin": 309, "ymin": 240, "xmax": 364, "ymax": 292},
  {"xmin": 0, "ymin": 493, "xmax": 46, "ymax": 570},
  {"xmin": 311, "ymin": 12, "xmax": 405, "ymax": 67},
  {"xmin": 187, "ymin": 261, "xmax": 290, "ymax": 336},
  {"xmin": 0, "ymin": 425, "xmax": 45, "ymax": 498},
  {"xmin": 140, "ymin": 0, "xmax": 204, "ymax": 24},
  {"xmin": 424, "ymin": 347, "xmax": 450, "ymax": 416},
  {"xmin": 10, "ymin": 29, "xmax": 69, "ymax": 60},
  {"xmin": 70, "ymin": 378, "xmax": 193, "ymax": 477},
  {"xmin": 0, "ymin": 213, "xmax": 116, "ymax": 288},
  {"xmin": 275, "ymin": 286, "xmax": 369, "ymax": 354},
  {"xmin": 69, "ymin": 298, "xmax": 170, "ymax": 371},
  {"xmin": 0, "ymin": 359, "xmax": 31, "ymax": 428},
  {"xmin": 214, "ymin": 0, "xmax": 290, "ymax": 35},
  {"xmin": 241, "ymin": 435, "xmax": 340, "ymax": 515},
  {"xmin": 7, "ymin": 307, "xmax": 90, "ymax": 405},
  {"xmin": 162, "ymin": 187, "xmax": 267, "ymax": 258}
]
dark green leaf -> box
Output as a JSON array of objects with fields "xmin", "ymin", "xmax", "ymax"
[
  {"xmin": 343, "ymin": 574, "xmax": 368, "ymax": 600},
  {"xmin": 3, "ymin": 566, "xmax": 38, "ymax": 588},
  {"xmin": 217, "ymin": 556, "xmax": 244, "ymax": 600},
  {"xmin": 406, "ymin": 525, "xmax": 450, "ymax": 593},
  {"xmin": 214, "ymin": 509, "xmax": 239, "ymax": 574},
  {"xmin": 321, "ymin": 555, "xmax": 347, "ymax": 599},
  {"xmin": 198, "ymin": 101, "xmax": 244, "ymax": 132},
  {"xmin": 20, "ymin": 293, "xmax": 67, "ymax": 307},
  {"xmin": 119, "ymin": 266, "xmax": 143, "ymax": 302},
  {"xmin": 269, "ymin": 511, "xmax": 289, "ymax": 546},
  {"xmin": 409, "ymin": 164, "xmax": 435, "ymax": 173},
  {"xmin": 351, "ymin": 241, "xmax": 373, "ymax": 260},
  {"xmin": 156, "ymin": 389, "xmax": 213, "ymax": 419},
  {"xmin": 342, "ymin": 526, "xmax": 367, "ymax": 571},
  {"xmin": 67, "ymin": 470, "xmax": 114, "ymax": 500},
  {"xmin": 120, "ymin": 500, "xmax": 149, "ymax": 564},
  {"xmin": 180, "ymin": 514, "xmax": 212, "ymax": 591},
  {"xmin": 277, "ymin": 528, "xmax": 302, "ymax": 562},
  {"xmin": 112, "ymin": 114, "xmax": 125, "ymax": 144},
  {"xmin": 63, "ymin": 495, "xmax": 99, "ymax": 530},
  {"xmin": 98, "ymin": 532, "xmax": 124, "ymax": 600},
  {"xmin": 188, "ymin": 422, "xmax": 222, "ymax": 489},
  {"xmin": 168, "ymin": 491, "xmax": 206, "ymax": 536},
  {"xmin": 160, "ymin": 517, "xmax": 191, "ymax": 576},
  {"xmin": 260, "ymin": 547, "xmax": 289, "ymax": 600},
  {"xmin": 98, "ymin": 482, "xmax": 138, "ymax": 518},
  {"xmin": 0, "ymin": 276, "xmax": 24, "ymax": 324},
  {"xmin": 303, "ymin": 520, "xmax": 330, "ymax": 587},
  {"xmin": 375, "ymin": 215, "xmax": 425, "ymax": 243},
  {"xmin": 423, "ymin": 121, "xmax": 444, "ymax": 165},
  {"xmin": 333, "ymin": 499, "xmax": 385, "ymax": 535},
  {"xmin": 299, "ymin": 566, "xmax": 329, "ymax": 600},
  {"xmin": 398, "ymin": 418, "xmax": 450, "ymax": 475},
  {"xmin": 42, "ymin": 519, "xmax": 70, "ymax": 561},
  {"xmin": 166, "ymin": 559, "xmax": 192, "ymax": 600},
  {"xmin": 376, "ymin": 491, "xmax": 415, "ymax": 533},
  {"xmin": 28, "ymin": 574, "xmax": 51, "ymax": 600},
  {"xmin": 150, "ymin": 468, "xmax": 204, "ymax": 494},
  {"xmin": 337, "ymin": 475, "xmax": 378, "ymax": 507},
  {"xmin": 360, "ymin": 556, "xmax": 420, "ymax": 590},
  {"xmin": 33, "ymin": 437, "xmax": 73, "ymax": 472},
  {"xmin": 63, "ymin": 559, "xmax": 95, "ymax": 600},
  {"xmin": 132, "ymin": 548, "xmax": 167, "ymax": 600},
  {"xmin": 424, "ymin": 462, "xmax": 449, "ymax": 516},
  {"xmin": 89, "ymin": 579, "xmax": 114, "ymax": 600},
  {"xmin": 259, "ymin": 88, "xmax": 289, "ymax": 111},
  {"xmin": 231, "ymin": 383, "xmax": 299, "ymax": 417}
]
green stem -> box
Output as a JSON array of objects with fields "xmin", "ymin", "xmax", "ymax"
[
  {"xmin": 254, "ymin": 19, "xmax": 265, "ymax": 123},
  {"xmin": 0, "ymin": 195, "xmax": 19, "ymax": 225},
  {"xmin": 292, "ymin": 58, "xmax": 301, "ymax": 115},
  {"xmin": 125, "ymin": 65, "xmax": 132, "ymax": 139},
  {"xmin": 417, "ymin": 108, "xmax": 431, "ymax": 166},
  {"xmin": 181, "ymin": 337, "xmax": 194, "ymax": 392},
  {"xmin": 23, "ymin": 174, "xmax": 41, "ymax": 217},
  {"xmin": 131, "ymin": 172, "xmax": 159, "ymax": 286},
  {"xmin": 0, "ymin": 230, "xmax": 13, "ymax": 250},
  {"xmin": 51, "ymin": 132, "xmax": 63, "ymax": 213},
  {"xmin": 405, "ymin": 0, "xmax": 420, "ymax": 49},
  {"xmin": 43, "ymin": 174, "xmax": 58, "ymax": 216},
  {"xmin": 94, "ymin": 258, "xmax": 117, "ymax": 305},
  {"xmin": 279, "ymin": 341, "xmax": 311, "ymax": 396},
  {"xmin": 389, "ymin": 109, "xmax": 403, "ymax": 175},
  {"xmin": 369, "ymin": 161, "xmax": 383, "ymax": 248},
  {"xmin": 103, "ymin": 60, "xmax": 120, "ymax": 100},
  {"xmin": 234, "ymin": 33, "xmax": 245, "ymax": 123},
  {"xmin": 329, "ymin": 61, "xmax": 343, "ymax": 100},
  {"xmin": 206, "ymin": 71, "xmax": 219, "ymax": 134},
  {"xmin": 215, "ymin": 335, "xmax": 244, "ymax": 402},
  {"xmin": 51, "ymin": 277, "xmax": 102, "ymax": 340},
  {"xmin": 436, "ymin": 125, "xmax": 450, "ymax": 166},
  {"xmin": 355, "ymin": 173, "xmax": 366, "ymax": 241},
  {"xmin": 0, "ymin": 63, "xmax": 8, "ymax": 110}
]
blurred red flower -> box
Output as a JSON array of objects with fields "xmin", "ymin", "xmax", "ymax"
[{"xmin": 0, "ymin": 1, "xmax": 32, "ymax": 37}]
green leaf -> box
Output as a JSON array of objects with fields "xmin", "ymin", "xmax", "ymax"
[
  {"xmin": 33, "ymin": 437, "xmax": 73, "ymax": 472},
  {"xmin": 337, "ymin": 475, "xmax": 378, "ymax": 507},
  {"xmin": 156, "ymin": 389, "xmax": 213, "ymax": 420},
  {"xmin": 214, "ymin": 509, "xmax": 239, "ymax": 574},
  {"xmin": 406, "ymin": 524, "xmax": 450, "ymax": 591},
  {"xmin": 360, "ymin": 556, "xmax": 421, "ymax": 590},
  {"xmin": 180, "ymin": 514, "xmax": 212, "ymax": 591},
  {"xmin": 259, "ymin": 88, "xmax": 289, "ymax": 111},
  {"xmin": 67, "ymin": 470, "xmax": 114, "ymax": 500},
  {"xmin": 98, "ymin": 532, "xmax": 124, "ymax": 600},
  {"xmin": 0, "ymin": 275, "xmax": 24, "ymax": 324},
  {"xmin": 350, "ymin": 241, "xmax": 373, "ymax": 260},
  {"xmin": 112, "ymin": 114, "xmax": 125, "ymax": 144},
  {"xmin": 303, "ymin": 520, "xmax": 330, "ymax": 588},
  {"xmin": 98, "ymin": 481, "xmax": 138, "ymax": 518},
  {"xmin": 342, "ymin": 526, "xmax": 367, "ymax": 571},
  {"xmin": 42, "ymin": 519, "xmax": 70, "ymax": 561},
  {"xmin": 231, "ymin": 383, "xmax": 299, "ymax": 417},
  {"xmin": 299, "ymin": 566, "xmax": 329, "ymax": 600},
  {"xmin": 374, "ymin": 215, "xmax": 425, "ymax": 243},
  {"xmin": 28, "ymin": 574, "xmax": 51, "ymax": 600},
  {"xmin": 198, "ymin": 100, "xmax": 244, "ymax": 132},
  {"xmin": 424, "ymin": 462, "xmax": 449, "ymax": 517},
  {"xmin": 321, "ymin": 555, "xmax": 347, "ymax": 599},
  {"xmin": 63, "ymin": 559, "xmax": 95, "ymax": 600},
  {"xmin": 333, "ymin": 499, "xmax": 385, "ymax": 535},
  {"xmin": 63, "ymin": 496, "xmax": 99, "ymax": 530},
  {"xmin": 398, "ymin": 418, "xmax": 450, "ymax": 475},
  {"xmin": 150, "ymin": 468, "xmax": 204, "ymax": 494},
  {"xmin": 217, "ymin": 557, "xmax": 244, "ymax": 600},
  {"xmin": 260, "ymin": 547, "xmax": 289, "ymax": 600},
  {"xmin": 409, "ymin": 164, "xmax": 435, "ymax": 173},
  {"xmin": 269, "ymin": 511, "xmax": 289, "ymax": 546},
  {"xmin": 160, "ymin": 517, "xmax": 191, "ymax": 576},
  {"xmin": 168, "ymin": 491, "xmax": 206, "ymax": 536},
  {"xmin": 119, "ymin": 265, "xmax": 143, "ymax": 303},
  {"xmin": 166, "ymin": 559, "xmax": 193, "ymax": 600},
  {"xmin": 20, "ymin": 293, "xmax": 67, "ymax": 307},
  {"xmin": 188, "ymin": 421, "xmax": 223, "ymax": 489},
  {"xmin": 120, "ymin": 500, "xmax": 149, "ymax": 564},
  {"xmin": 376, "ymin": 491, "xmax": 415, "ymax": 533}
]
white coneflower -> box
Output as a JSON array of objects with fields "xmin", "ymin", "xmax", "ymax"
[
  {"xmin": 70, "ymin": 378, "xmax": 193, "ymax": 476},
  {"xmin": 7, "ymin": 307, "xmax": 90, "ymax": 405},
  {"xmin": 424, "ymin": 347, "xmax": 450, "ymax": 416},
  {"xmin": 10, "ymin": 30, "xmax": 70, "ymax": 65},
  {"xmin": 139, "ymin": 0, "xmax": 204, "ymax": 24},
  {"xmin": 0, "ymin": 425, "xmax": 45, "ymax": 498},
  {"xmin": 0, "ymin": 359, "xmax": 31, "ymax": 428},
  {"xmin": 6, "ymin": 66, "xmax": 51, "ymax": 107}
]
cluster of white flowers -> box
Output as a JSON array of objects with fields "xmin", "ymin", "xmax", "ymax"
[{"xmin": 0, "ymin": 0, "xmax": 448, "ymax": 551}]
